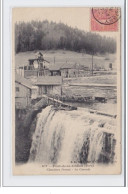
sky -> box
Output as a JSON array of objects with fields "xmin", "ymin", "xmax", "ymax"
[
  {"xmin": 12, "ymin": 7, "xmax": 118, "ymax": 38},
  {"xmin": 13, "ymin": 8, "xmax": 90, "ymax": 31}
]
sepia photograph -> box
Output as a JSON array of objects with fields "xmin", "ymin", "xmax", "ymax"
[{"xmin": 12, "ymin": 7, "xmax": 121, "ymax": 175}]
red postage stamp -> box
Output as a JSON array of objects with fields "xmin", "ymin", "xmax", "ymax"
[{"xmin": 91, "ymin": 8, "xmax": 120, "ymax": 31}]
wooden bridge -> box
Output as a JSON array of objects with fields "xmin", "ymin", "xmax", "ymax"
[
  {"xmin": 32, "ymin": 95, "xmax": 117, "ymax": 118},
  {"xmin": 33, "ymin": 95, "xmax": 77, "ymax": 111}
]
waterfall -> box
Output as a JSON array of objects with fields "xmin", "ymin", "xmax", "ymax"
[{"xmin": 29, "ymin": 106, "xmax": 116, "ymax": 164}]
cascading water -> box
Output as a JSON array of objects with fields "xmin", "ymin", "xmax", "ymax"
[{"xmin": 29, "ymin": 105, "xmax": 116, "ymax": 164}]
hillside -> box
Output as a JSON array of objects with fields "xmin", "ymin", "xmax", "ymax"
[
  {"xmin": 15, "ymin": 20, "xmax": 116, "ymax": 54},
  {"xmin": 15, "ymin": 50, "xmax": 116, "ymax": 70}
]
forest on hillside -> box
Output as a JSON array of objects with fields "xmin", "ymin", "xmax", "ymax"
[{"xmin": 15, "ymin": 20, "xmax": 116, "ymax": 54}]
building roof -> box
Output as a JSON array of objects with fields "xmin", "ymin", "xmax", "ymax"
[
  {"xmin": 48, "ymin": 63, "xmax": 76, "ymax": 71},
  {"xmin": 45, "ymin": 62, "xmax": 89, "ymax": 71},
  {"xmin": 48, "ymin": 65, "xmax": 61, "ymax": 71},
  {"xmin": 29, "ymin": 58, "xmax": 38, "ymax": 61},
  {"xmin": 35, "ymin": 76, "xmax": 62, "ymax": 86},
  {"xmin": 60, "ymin": 63, "xmax": 76, "ymax": 69},
  {"xmin": 15, "ymin": 73, "xmax": 32, "ymax": 89},
  {"xmin": 61, "ymin": 63, "xmax": 90, "ymax": 70}
]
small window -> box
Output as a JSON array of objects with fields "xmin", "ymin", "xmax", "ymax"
[{"xmin": 16, "ymin": 87, "xmax": 19, "ymax": 92}]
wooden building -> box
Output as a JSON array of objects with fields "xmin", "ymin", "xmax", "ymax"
[
  {"xmin": 35, "ymin": 76, "xmax": 62, "ymax": 96},
  {"xmin": 60, "ymin": 63, "xmax": 77, "ymax": 78},
  {"xmin": 24, "ymin": 67, "xmax": 51, "ymax": 78},
  {"xmin": 60, "ymin": 63, "xmax": 90, "ymax": 78},
  {"xmin": 15, "ymin": 74, "xmax": 32, "ymax": 109},
  {"xmin": 49, "ymin": 65, "xmax": 61, "ymax": 76},
  {"xmin": 24, "ymin": 58, "xmax": 51, "ymax": 78},
  {"xmin": 31, "ymin": 86, "xmax": 38, "ymax": 99}
]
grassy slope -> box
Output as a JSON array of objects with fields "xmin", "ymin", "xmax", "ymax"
[{"xmin": 15, "ymin": 50, "xmax": 116, "ymax": 70}]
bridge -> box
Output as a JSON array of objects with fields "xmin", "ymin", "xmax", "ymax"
[
  {"xmin": 33, "ymin": 95, "xmax": 77, "ymax": 111},
  {"xmin": 32, "ymin": 95, "xmax": 117, "ymax": 118}
]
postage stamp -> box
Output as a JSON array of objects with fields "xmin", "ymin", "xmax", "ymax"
[{"xmin": 91, "ymin": 8, "xmax": 120, "ymax": 31}]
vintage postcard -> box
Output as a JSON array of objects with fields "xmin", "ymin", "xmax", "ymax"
[{"xmin": 12, "ymin": 7, "xmax": 121, "ymax": 175}]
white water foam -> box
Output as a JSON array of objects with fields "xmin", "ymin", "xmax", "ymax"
[{"xmin": 29, "ymin": 106, "xmax": 116, "ymax": 164}]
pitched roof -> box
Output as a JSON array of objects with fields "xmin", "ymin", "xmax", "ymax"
[
  {"xmin": 15, "ymin": 73, "xmax": 32, "ymax": 89},
  {"xmin": 35, "ymin": 76, "xmax": 62, "ymax": 85}
]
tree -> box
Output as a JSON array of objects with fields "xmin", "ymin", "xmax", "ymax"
[{"xmin": 15, "ymin": 20, "xmax": 116, "ymax": 54}]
